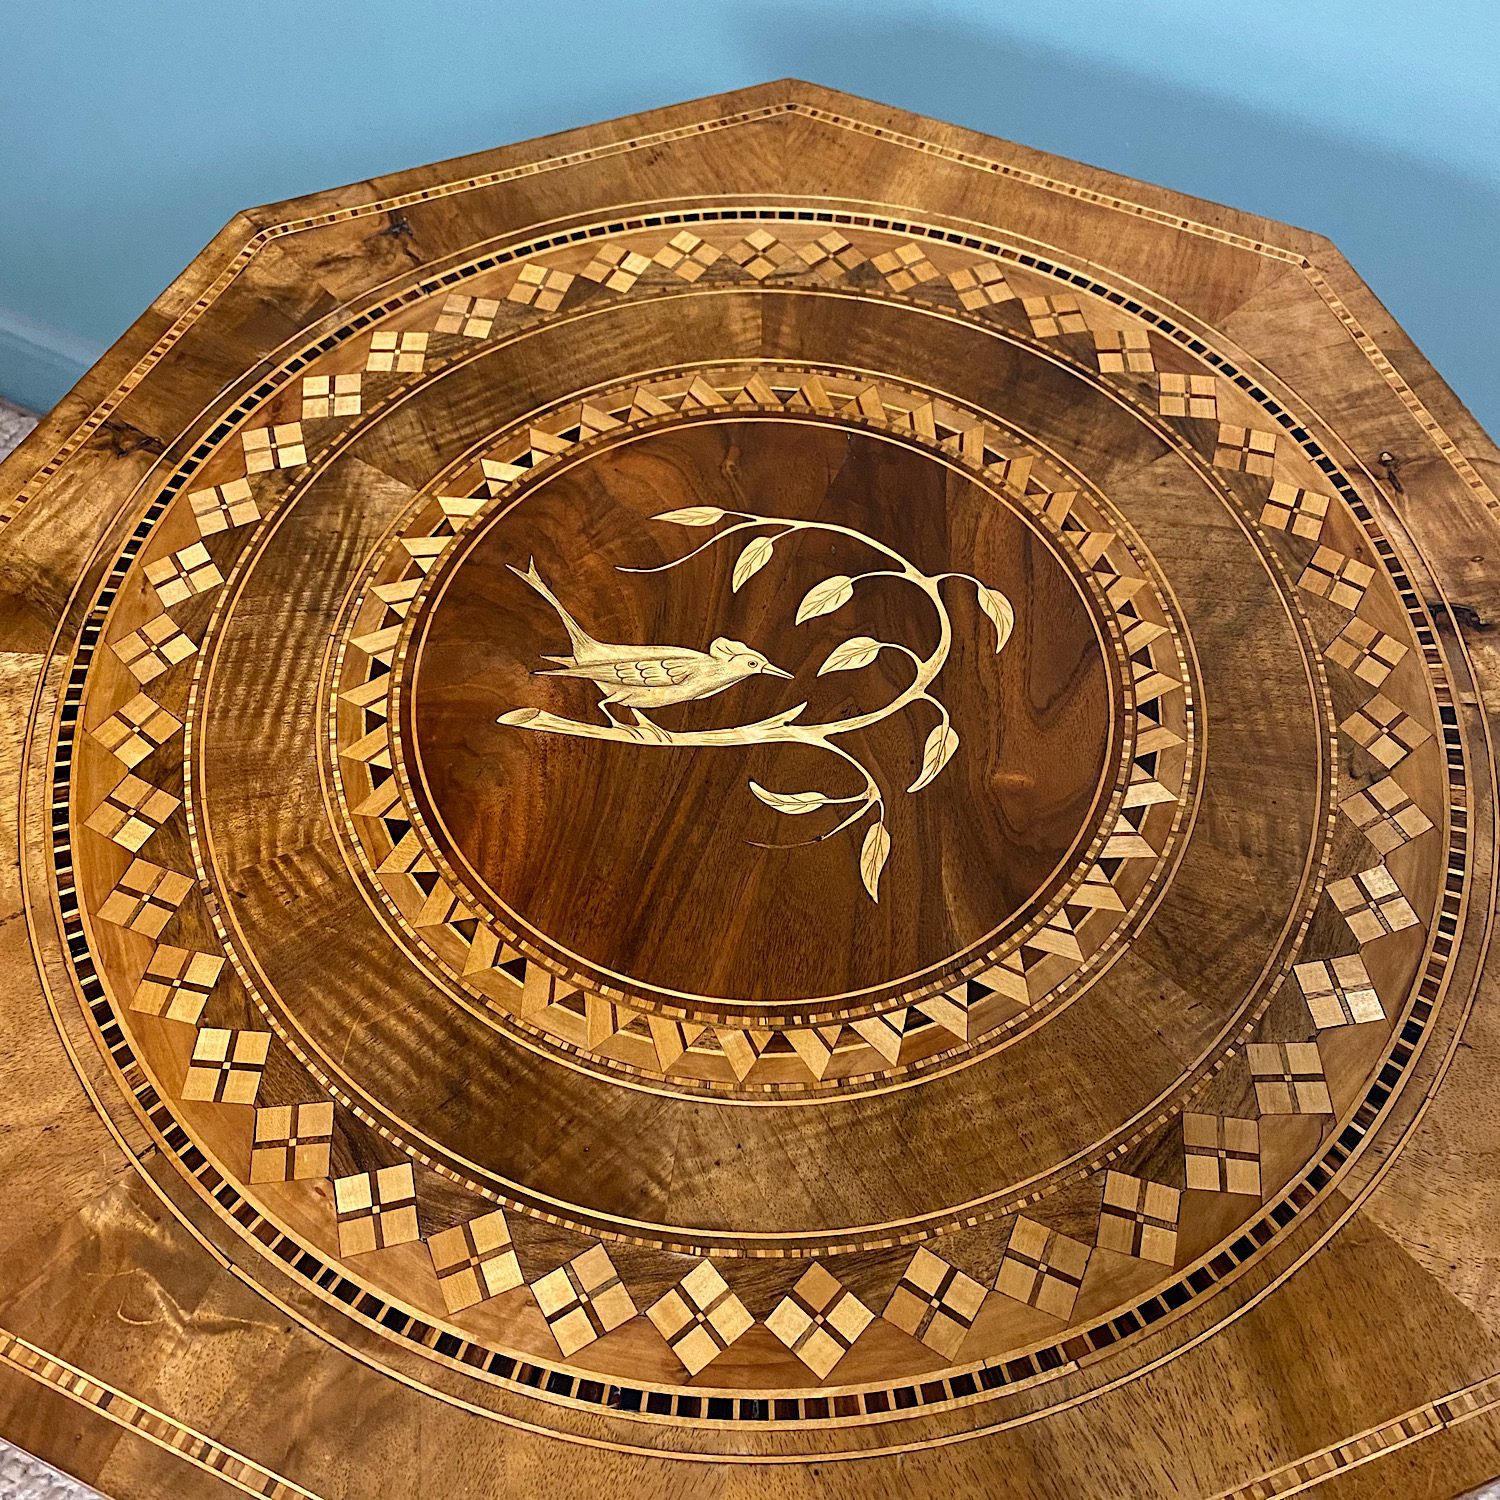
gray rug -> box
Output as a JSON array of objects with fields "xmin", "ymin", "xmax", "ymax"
[{"xmin": 0, "ymin": 401, "xmax": 38, "ymax": 461}]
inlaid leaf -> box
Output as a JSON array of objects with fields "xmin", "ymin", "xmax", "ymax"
[
  {"xmin": 977, "ymin": 583, "xmax": 1015, "ymax": 653},
  {"xmin": 796, "ymin": 574, "xmax": 854, "ymax": 623},
  {"xmin": 860, "ymin": 821, "xmax": 891, "ymax": 902},
  {"xmin": 909, "ymin": 723, "xmax": 959, "ymax": 793},
  {"xmin": 749, "ymin": 782, "xmax": 830, "ymax": 815},
  {"xmin": 817, "ymin": 636, "xmax": 883, "ymax": 675},
  {"xmin": 732, "ymin": 535, "xmax": 775, "ymax": 592},
  {"xmin": 652, "ymin": 506, "xmax": 726, "ymax": 526}
]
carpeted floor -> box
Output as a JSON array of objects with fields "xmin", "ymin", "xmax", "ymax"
[{"xmin": 0, "ymin": 401, "xmax": 38, "ymax": 460}]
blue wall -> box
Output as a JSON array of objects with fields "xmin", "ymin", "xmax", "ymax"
[{"xmin": 2, "ymin": 1, "xmax": 1496, "ymax": 432}]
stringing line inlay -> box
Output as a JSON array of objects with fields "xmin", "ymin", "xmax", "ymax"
[{"xmin": 38, "ymin": 198, "xmax": 1468, "ymax": 1455}]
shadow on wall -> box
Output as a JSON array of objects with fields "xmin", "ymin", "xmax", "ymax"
[{"xmin": 740, "ymin": 9, "xmax": 1499, "ymax": 438}]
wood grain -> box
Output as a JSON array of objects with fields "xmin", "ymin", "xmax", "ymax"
[
  {"xmin": 411, "ymin": 419, "xmax": 1114, "ymax": 1001},
  {"xmin": 0, "ymin": 80, "xmax": 1497, "ymax": 1499}
]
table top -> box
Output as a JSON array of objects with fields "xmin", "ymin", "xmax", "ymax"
[{"xmin": 2, "ymin": 80, "xmax": 1498, "ymax": 1499}]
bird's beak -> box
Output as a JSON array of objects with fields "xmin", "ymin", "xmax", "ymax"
[{"xmin": 762, "ymin": 664, "xmax": 794, "ymax": 679}]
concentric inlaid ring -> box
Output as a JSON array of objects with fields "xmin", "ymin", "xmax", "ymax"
[{"xmin": 44, "ymin": 204, "xmax": 1464, "ymax": 1458}]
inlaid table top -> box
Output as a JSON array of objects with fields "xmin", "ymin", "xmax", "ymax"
[{"xmin": 2, "ymin": 82, "xmax": 1498, "ymax": 1499}]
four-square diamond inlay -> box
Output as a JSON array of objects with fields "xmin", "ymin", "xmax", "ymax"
[
  {"xmin": 882, "ymin": 1248, "xmax": 986, "ymax": 1357},
  {"xmin": 47, "ymin": 192, "xmax": 1462, "ymax": 1422},
  {"xmin": 531, "ymin": 1246, "xmax": 637, "ymax": 1357}
]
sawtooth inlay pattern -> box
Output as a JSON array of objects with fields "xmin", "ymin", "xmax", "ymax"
[{"xmin": 5, "ymin": 84, "xmax": 1498, "ymax": 1497}]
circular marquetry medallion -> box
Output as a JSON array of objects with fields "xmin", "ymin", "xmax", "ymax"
[
  {"xmin": 41, "ymin": 202, "xmax": 1468, "ymax": 1460},
  {"xmin": 327, "ymin": 371, "xmax": 1194, "ymax": 1096},
  {"xmin": 406, "ymin": 418, "xmax": 1117, "ymax": 1006}
]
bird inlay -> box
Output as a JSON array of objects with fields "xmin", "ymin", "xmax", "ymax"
[
  {"xmin": 507, "ymin": 558, "xmax": 793, "ymax": 726},
  {"xmin": 499, "ymin": 507, "xmax": 1012, "ymax": 900}
]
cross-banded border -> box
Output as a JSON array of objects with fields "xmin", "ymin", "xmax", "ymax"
[{"xmin": 42, "ymin": 211, "xmax": 1466, "ymax": 1430}]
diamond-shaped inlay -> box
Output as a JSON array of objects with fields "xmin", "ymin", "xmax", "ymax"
[
  {"xmin": 1326, "ymin": 618, "xmax": 1408, "ymax": 688},
  {"xmin": 530, "ymin": 1245, "xmax": 637, "ymax": 1357},
  {"xmin": 129, "ymin": 946, "xmax": 223, "ymax": 1025},
  {"xmin": 1097, "ymin": 1171, "xmax": 1180, "ymax": 1264},
  {"xmin": 433, "ymin": 292, "xmax": 500, "ymax": 339},
  {"xmin": 301, "ymin": 372, "xmax": 363, "ymax": 417},
  {"xmin": 333, "ymin": 1163, "xmax": 419, "ymax": 1256},
  {"xmin": 870, "ymin": 241, "xmax": 940, "ymax": 292},
  {"xmin": 727, "ymin": 228, "xmax": 795, "ymax": 281},
  {"xmin": 994, "ymin": 1216, "xmax": 1092, "ymax": 1319},
  {"xmin": 506, "ymin": 262, "xmax": 573, "ymax": 311},
  {"xmin": 1094, "ymin": 327, "xmax": 1154, "ymax": 374},
  {"xmin": 1340, "ymin": 693, "xmax": 1432, "ymax": 769},
  {"xmin": 427, "ymin": 1209, "xmax": 523, "ymax": 1313},
  {"xmin": 96, "ymin": 858, "xmax": 192, "ymax": 938},
  {"xmin": 646, "ymin": 1260, "xmax": 754, "ymax": 1376},
  {"xmin": 1183, "ymin": 1114, "xmax": 1261, "ymax": 1196},
  {"xmin": 90, "ymin": 691, "xmax": 182, "ymax": 768},
  {"xmin": 882, "ymin": 1247, "xmax": 985, "ymax": 1358},
  {"xmin": 181, "ymin": 1027, "xmax": 270, "ymax": 1105},
  {"xmin": 20, "ymin": 82, "xmax": 1500, "ymax": 1479},
  {"xmin": 111, "ymin": 612, "xmax": 197, "ymax": 684},
  {"xmin": 796, "ymin": 230, "xmax": 863, "ymax": 280},
  {"xmin": 84, "ymin": 774, "xmax": 180, "ymax": 852},
  {"xmin": 188, "ymin": 477, "xmax": 260, "ymax": 536},
  {"xmin": 578, "ymin": 243, "xmax": 654, "ymax": 293},
  {"xmin": 1158, "ymin": 372, "xmax": 1217, "ymax": 419},
  {"xmin": 653, "ymin": 229, "xmax": 723, "ymax": 282},
  {"xmin": 242, "ymin": 422, "xmax": 306, "ymax": 472},
  {"xmin": 1249, "ymin": 1041, "xmax": 1333, "ymax": 1114},
  {"xmin": 365, "ymin": 331, "xmax": 428, "ymax": 374},
  {"xmin": 1328, "ymin": 865, "xmax": 1420, "ymax": 942},
  {"xmin": 1260, "ymin": 480, "xmax": 1330, "ymax": 540},
  {"xmin": 1213, "ymin": 423, "xmax": 1277, "ymax": 475},
  {"xmin": 1023, "ymin": 294, "xmax": 1089, "ymax": 338},
  {"xmin": 1298, "ymin": 545, "xmax": 1376, "ymax": 611},
  {"xmin": 250, "ymin": 1101, "xmax": 335, "ymax": 1183},
  {"xmin": 948, "ymin": 258, "xmax": 1013, "ymax": 309},
  {"xmin": 765, "ymin": 1265, "xmax": 873, "ymax": 1378},
  {"xmin": 144, "ymin": 542, "xmax": 224, "ymax": 607},
  {"xmin": 1341, "ymin": 774, "xmax": 1433, "ymax": 853},
  {"xmin": 1294, "ymin": 955, "xmax": 1384, "ymax": 1028}
]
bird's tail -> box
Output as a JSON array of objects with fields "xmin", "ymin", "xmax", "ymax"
[{"xmin": 507, "ymin": 558, "xmax": 598, "ymax": 658}]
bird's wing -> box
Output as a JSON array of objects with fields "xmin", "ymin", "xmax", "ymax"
[{"xmin": 594, "ymin": 655, "xmax": 698, "ymax": 687}]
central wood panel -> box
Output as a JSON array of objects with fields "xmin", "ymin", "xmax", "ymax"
[{"xmin": 408, "ymin": 420, "xmax": 1115, "ymax": 1003}]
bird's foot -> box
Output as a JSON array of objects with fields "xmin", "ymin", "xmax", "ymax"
[{"xmin": 628, "ymin": 709, "xmax": 674, "ymax": 745}]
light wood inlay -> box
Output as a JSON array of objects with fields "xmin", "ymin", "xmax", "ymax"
[{"xmin": 1, "ymin": 81, "xmax": 1497, "ymax": 1499}]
